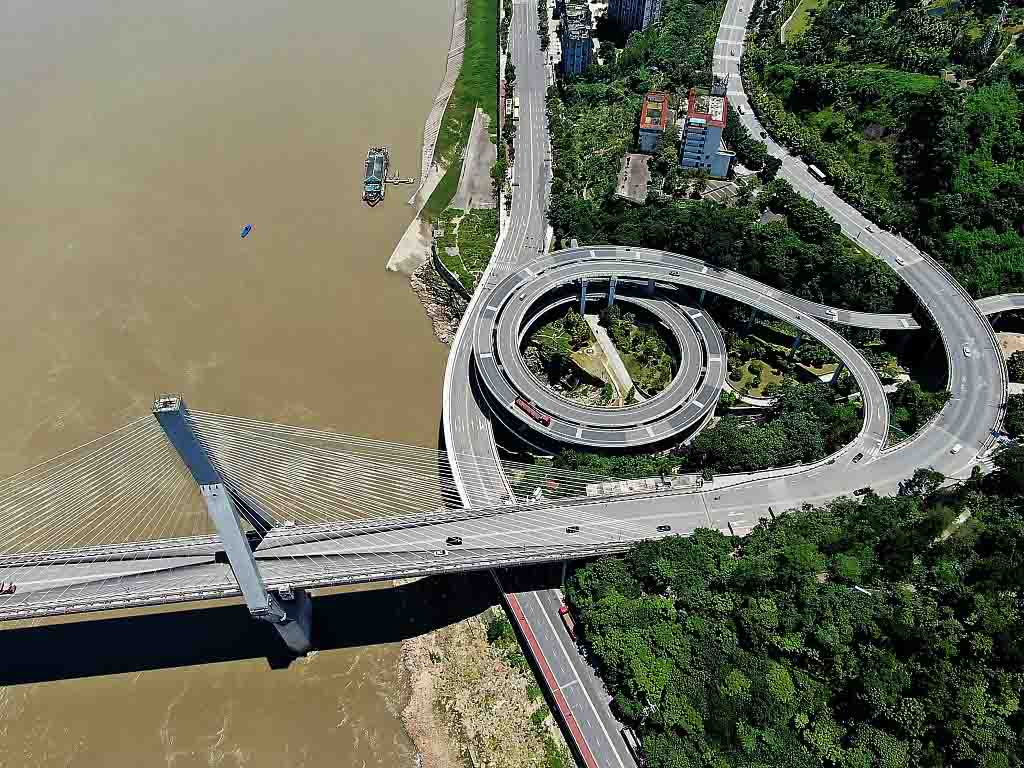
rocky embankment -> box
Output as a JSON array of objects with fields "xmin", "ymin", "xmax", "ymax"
[
  {"xmin": 401, "ymin": 601, "xmax": 572, "ymax": 768},
  {"xmin": 409, "ymin": 263, "xmax": 468, "ymax": 344}
]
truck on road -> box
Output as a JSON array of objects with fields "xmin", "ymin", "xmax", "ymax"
[{"xmin": 558, "ymin": 602, "xmax": 576, "ymax": 640}]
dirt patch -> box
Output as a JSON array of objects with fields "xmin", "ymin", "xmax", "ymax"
[
  {"xmin": 400, "ymin": 605, "xmax": 572, "ymax": 768},
  {"xmin": 997, "ymin": 332, "xmax": 1024, "ymax": 360}
]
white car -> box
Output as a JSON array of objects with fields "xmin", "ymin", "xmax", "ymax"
[
  {"xmin": 950, "ymin": 444, "xmax": 963, "ymax": 455},
  {"xmin": 431, "ymin": 549, "xmax": 449, "ymax": 558},
  {"xmin": 963, "ymin": 345, "xmax": 971, "ymax": 358},
  {"xmin": 894, "ymin": 256, "xmax": 905, "ymax": 266},
  {"xmin": 825, "ymin": 308, "xmax": 838, "ymax": 318}
]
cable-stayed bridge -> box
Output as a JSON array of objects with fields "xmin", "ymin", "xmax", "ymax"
[{"xmin": 0, "ymin": 397, "xmax": 663, "ymax": 651}]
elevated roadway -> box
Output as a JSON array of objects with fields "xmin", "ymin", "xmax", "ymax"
[
  {"xmin": 474, "ymin": 246, "xmax": 919, "ymax": 448},
  {"xmin": 976, "ymin": 293, "xmax": 1024, "ymax": 315}
]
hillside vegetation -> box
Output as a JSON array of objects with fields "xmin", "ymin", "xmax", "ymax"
[
  {"xmin": 566, "ymin": 455, "xmax": 1024, "ymax": 767},
  {"xmin": 747, "ymin": 0, "xmax": 1024, "ymax": 296}
]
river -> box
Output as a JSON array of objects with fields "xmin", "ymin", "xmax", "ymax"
[{"xmin": 0, "ymin": 0, "xmax": 451, "ymax": 765}]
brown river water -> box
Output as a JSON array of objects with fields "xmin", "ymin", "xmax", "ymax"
[{"xmin": 0, "ymin": 0, "xmax": 452, "ymax": 764}]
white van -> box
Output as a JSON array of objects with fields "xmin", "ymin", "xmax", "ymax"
[{"xmin": 950, "ymin": 444, "xmax": 963, "ymax": 455}]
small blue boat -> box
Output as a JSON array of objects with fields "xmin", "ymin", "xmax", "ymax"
[{"xmin": 240, "ymin": 224, "xmax": 253, "ymax": 239}]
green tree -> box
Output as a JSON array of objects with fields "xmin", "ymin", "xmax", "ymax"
[
  {"xmin": 1008, "ymin": 350, "xmax": 1024, "ymax": 383},
  {"xmin": 1005, "ymin": 393, "xmax": 1024, "ymax": 437},
  {"xmin": 759, "ymin": 154, "xmax": 782, "ymax": 182}
]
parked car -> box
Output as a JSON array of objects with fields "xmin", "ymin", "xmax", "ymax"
[
  {"xmin": 431, "ymin": 549, "xmax": 449, "ymax": 558},
  {"xmin": 951, "ymin": 444, "xmax": 963, "ymax": 455},
  {"xmin": 853, "ymin": 487, "xmax": 871, "ymax": 496},
  {"xmin": 446, "ymin": 536, "xmax": 463, "ymax": 546},
  {"xmin": 656, "ymin": 524, "xmax": 672, "ymax": 532},
  {"xmin": 852, "ymin": 452, "xmax": 864, "ymax": 463},
  {"xmin": 566, "ymin": 525, "xmax": 580, "ymax": 534},
  {"xmin": 963, "ymin": 345, "xmax": 972, "ymax": 358},
  {"xmin": 895, "ymin": 256, "xmax": 905, "ymax": 266}
]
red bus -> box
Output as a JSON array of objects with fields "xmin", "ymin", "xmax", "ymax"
[{"xmin": 515, "ymin": 397, "xmax": 552, "ymax": 426}]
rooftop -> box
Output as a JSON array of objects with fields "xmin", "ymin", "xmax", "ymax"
[
  {"xmin": 561, "ymin": 2, "xmax": 592, "ymax": 40},
  {"xmin": 639, "ymin": 92, "xmax": 670, "ymax": 132},
  {"xmin": 687, "ymin": 88, "xmax": 727, "ymax": 128}
]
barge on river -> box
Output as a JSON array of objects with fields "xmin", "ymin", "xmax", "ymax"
[{"xmin": 363, "ymin": 146, "xmax": 389, "ymax": 206}]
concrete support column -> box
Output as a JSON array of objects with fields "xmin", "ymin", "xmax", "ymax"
[
  {"xmin": 831, "ymin": 361, "xmax": 846, "ymax": 388},
  {"xmin": 579, "ymin": 279, "xmax": 588, "ymax": 314},
  {"xmin": 152, "ymin": 395, "xmax": 313, "ymax": 655},
  {"xmin": 789, "ymin": 331, "xmax": 803, "ymax": 358},
  {"xmin": 744, "ymin": 308, "xmax": 759, "ymax": 333},
  {"xmin": 608, "ymin": 276, "xmax": 618, "ymax": 307},
  {"xmin": 646, "ymin": 278, "xmax": 656, "ymax": 297},
  {"xmin": 698, "ymin": 288, "xmax": 707, "ymax": 305}
]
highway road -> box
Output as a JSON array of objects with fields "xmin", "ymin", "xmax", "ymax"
[
  {"xmin": 976, "ymin": 293, "xmax": 1024, "ymax": 315},
  {"xmin": 441, "ymin": 0, "xmax": 642, "ymax": 764}
]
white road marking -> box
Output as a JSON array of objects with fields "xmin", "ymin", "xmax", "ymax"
[
  {"xmin": 480, "ymin": 352, "xmax": 492, "ymax": 358},
  {"xmin": 533, "ymin": 593, "xmax": 627, "ymax": 768}
]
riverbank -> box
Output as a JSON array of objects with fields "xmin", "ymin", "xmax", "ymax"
[
  {"xmin": 400, "ymin": 589, "xmax": 572, "ymax": 768},
  {"xmin": 389, "ymin": 0, "xmax": 498, "ymax": 337}
]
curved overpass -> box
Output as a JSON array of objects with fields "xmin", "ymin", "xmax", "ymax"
[
  {"xmin": 976, "ymin": 294, "xmax": 1024, "ymax": 315},
  {"xmin": 473, "ymin": 246, "xmax": 912, "ymax": 449}
]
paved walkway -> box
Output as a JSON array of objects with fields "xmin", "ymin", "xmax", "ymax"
[
  {"xmin": 585, "ymin": 315, "xmax": 643, "ymax": 403},
  {"xmin": 418, "ymin": 0, "xmax": 467, "ymax": 185},
  {"xmin": 451, "ymin": 107, "xmax": 497, "ymax": 210}
]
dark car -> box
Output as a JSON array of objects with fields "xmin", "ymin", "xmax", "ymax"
[
  {"xmin": 656, "ymin": 524, "xmax": 672, "ymax": 532},
  {"xmin": 852, "ymin": 487, "xmax": 871, "ymax": 496},
  {"xmin": 566, "ymin": 525, "xmax": 580, "ymax": 534},
  {"xmin": 852, "ymin": 452, "xmax": 864, "ymax": 463},
  {"xmin": 446, "ymin": 536, "xmax": 463, "ymax": 546}
]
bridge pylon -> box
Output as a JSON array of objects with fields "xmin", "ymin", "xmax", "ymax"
[{"xmin": 152, "ymin": 395, "xmax": 313, "ymax": 654}]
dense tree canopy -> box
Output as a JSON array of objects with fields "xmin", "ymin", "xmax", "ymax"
[
  {"xmin": 566, "ymin": 464, "xmax": 1024, "ymax": 768},
  {"xmin": 746, "ymin": 0, "xmax": 1024, "ymax": 296}
]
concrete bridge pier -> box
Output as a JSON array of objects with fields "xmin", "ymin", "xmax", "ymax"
[
  {"xmin": 744, "ymin": 308, "xmax": 759, "ymax": 333},
  {"xmin": 608, "ymin": 276, "xmax": 618, "ymax": 306},
  {"xmin": 789, "ymin": 331, "xmax": 803, "ymax": 357},
  {"xmin": 831, "ymin": 361, "xmax": 846, "ymax": 388},
  {"xmin": 646, "ymin": 278, "xmax": 656, "ymax": 297},
  {"xmin": 698, "ymin": 288, "xmax": 707, "ymax": 305},
  {"xmin": 579, "ymin": 279, "xmax": 588, "ymax": 314},
  {"xmin": 152, "ymin": 395, "xmax": 313, "ymax": 655}
]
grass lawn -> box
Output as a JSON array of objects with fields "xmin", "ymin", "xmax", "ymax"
[
  {"xmin": 456, "ymin": 209, "xmax": 498, "ymax": 287},
  {"xmin": 424, "ymin": 0, "xmax": 499, "ymax": 217},
  {"xmin": 728, "ymin": 359, "xmax": 785, "ymax": 398},
  {"xmin": 435, "ymin": 208, "xmax": 498, "ymax": 291},
  {"xmin": 785, "ymin": 0, "xmax": 827, "ymax": 41}
]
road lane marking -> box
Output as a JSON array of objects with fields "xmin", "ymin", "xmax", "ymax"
[
  {"xmin": 688, "ymin": 400, "xmax": 705, "ymax": 409},
  {"xmin": 480, "ymin": 352, "xmax": 492, "ymax": 358},
  {"xmin": 533, "ymin": 593, "xmax": 627, "ymax": 768},
  {"xmin": 646, "ymin": 426, "xmax": 656, "ymax": 437},
  {"xmin": 575, "ymin": 427, "xmax": 583, "ymax": 438}
]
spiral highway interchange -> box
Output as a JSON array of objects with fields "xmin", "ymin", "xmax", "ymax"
[{"xmin": 472, "ymin": 246, "xmax": 928, "ymax": 450}]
